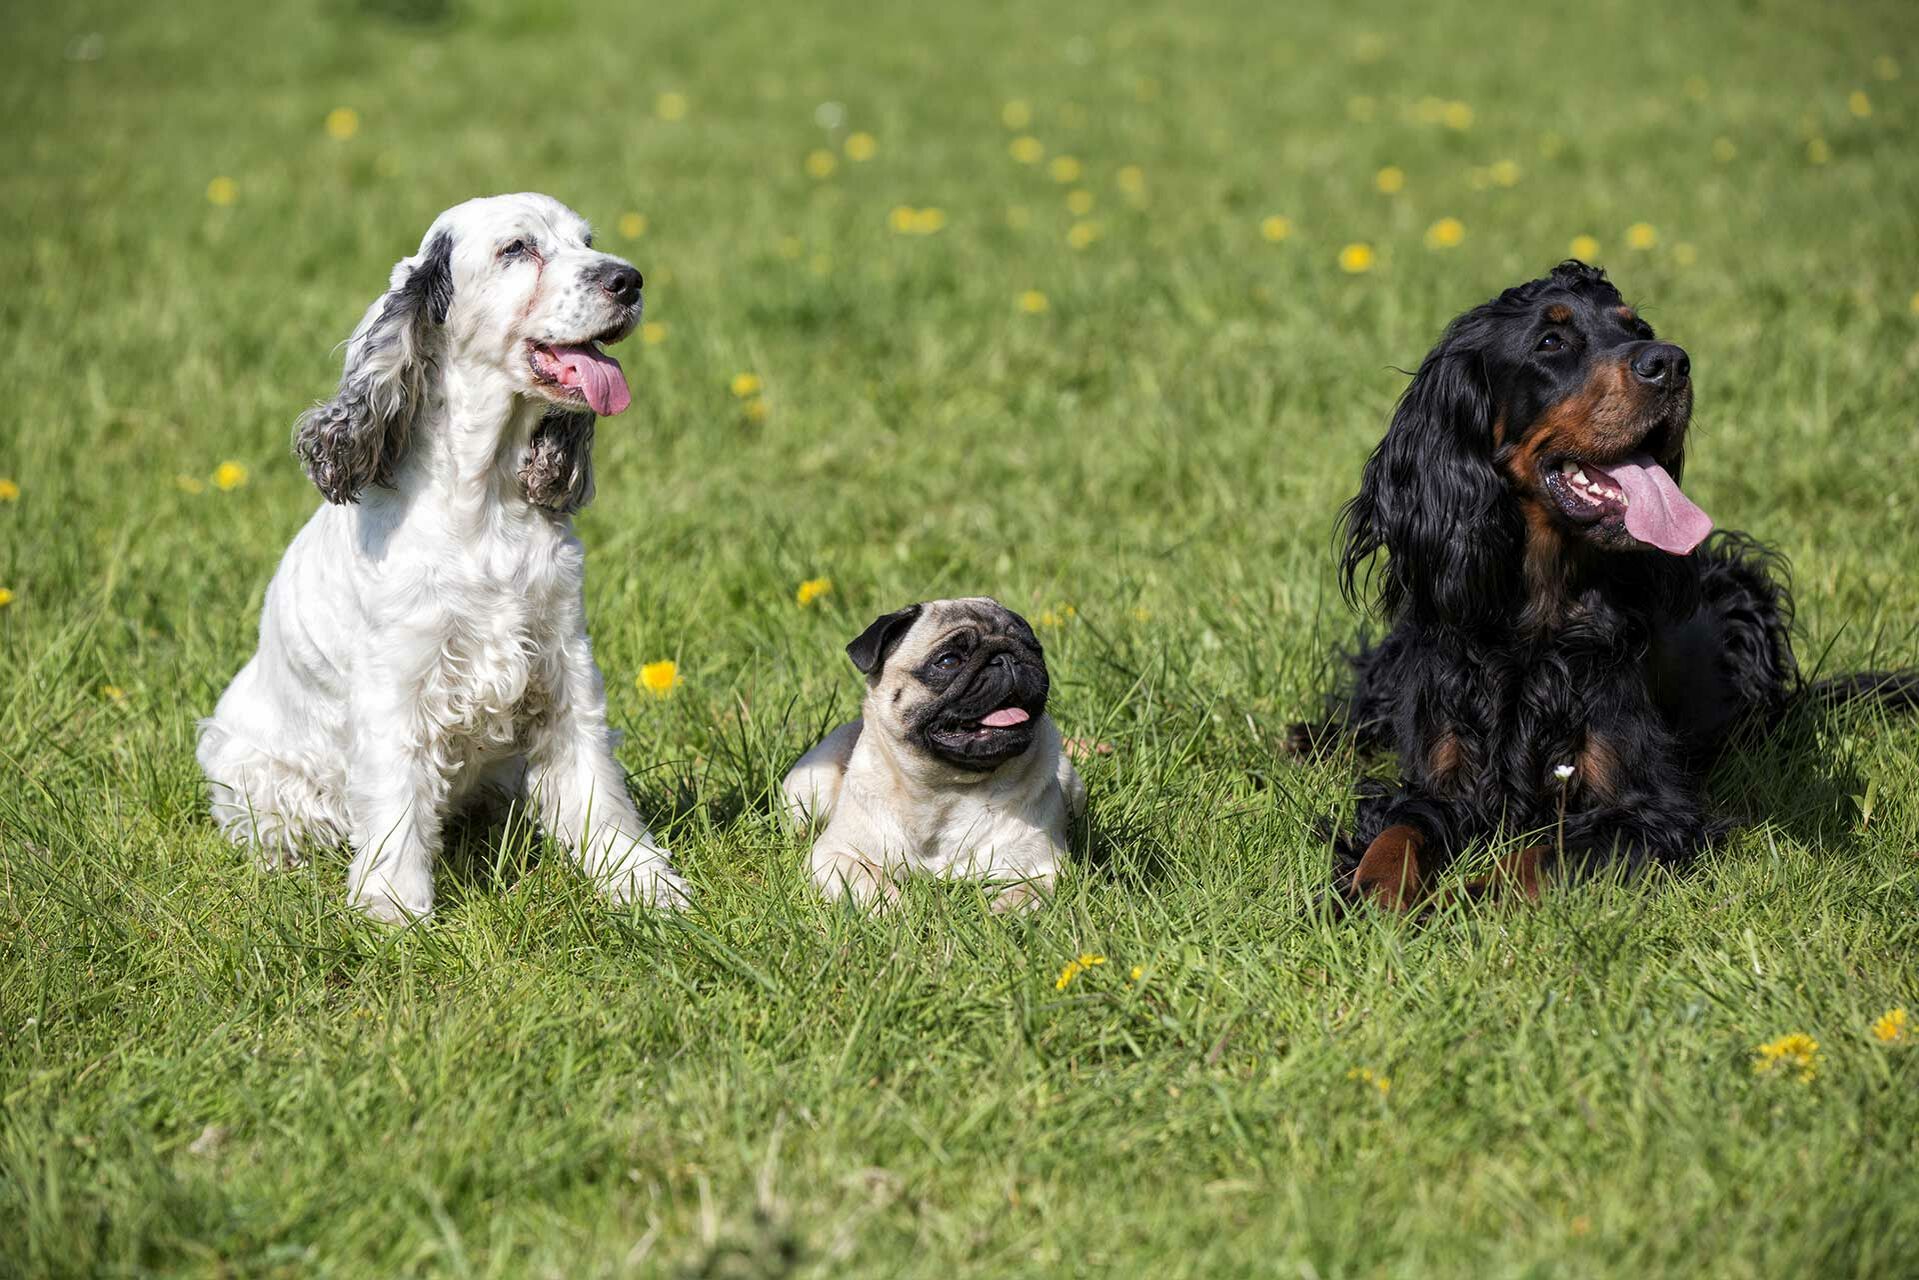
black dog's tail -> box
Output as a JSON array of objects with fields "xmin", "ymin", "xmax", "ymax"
[{"xmin": 1808, "ymin": 670, "xmax": 1919, "ymax": 712}]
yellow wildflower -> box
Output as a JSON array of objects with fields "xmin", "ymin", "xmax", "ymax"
[
  {"xmin": 1066, "ymin": 189, "xmax": 1095, "ymax": 215},
  {"xmin": 1374, "ymin": 165, "xmax": 1405, "ymax": 194},
  {"xmin": 730, "ymin": 372, "xmax": 761, "ymax": 398},
  {"xmin": 1442, "ymin": 101, "xmax": 1474, "ymax": 130},
  {"xmin": 1347, "ymin": 1067, "xmax": 1392, "ymax": 1097},
  {"xmin": 1127, "ymin": 965, "xmax": 1144, "ymax": 982},
  {"xmin": 1017, "ymin": 290, "xmax": 1049, "ymax": 314},
  {"xmin": 0, "ymin": 479, "xmax": 18, "ymax": 501},
  {"xmin": 910, "ymin": 207, "xmax": 946, "ymax": 234},
  {"xmin": 1806, "ymin": 138, "xmax": 1831, "ymax": 165},
  {"xmin": 1259, "ymin": 215, "xmax": 1292, "ymax": 243},
  {"xmin": 1626, "ymin": 222, "xmax": 1657, "ymax": 250},
  {"xmin": 1424, "ymin": 217, "xmax": 1465, "ymax": 250},
  {"xmin": 102, "ymin": 684, "xmax": 127, "ymax": 703},
  {"xmin": 213, "ymin": 461, "xmax": 248, "ymax": 491},
  {"xmin": 1569, "ymin": 234, "xmax": 1601, "ymax": 260},
  {"xmin": 206, "ymin": 176, "xmax": 237, "ymax": 207},
  {"xmin": 1048, "ymin": 155, "xmax": 1082, "ymax": 183},
  {"xmin": 637, "ymin": 660, "xmax": 679, "ymax": 696},
  {"xmin": 1909, "ymin": 291, "xmax": 1919, "ymax": 316},
  {"xmin": 1753, "ymin": 1032, "xmax": 1821, "ymax": 1083},
  {"xmin": 1009, "ymin": 136, "xmax": 1045, "ymax": 164},
  {"xmin": 1338, "ymin": 243, "xmax": 1376, "ymax": 274},
  {"xmin": 742, "ymin": 398, "xmax": 769, "ymax": 423},
  {"xmin": 1036, "ymin": 609, "xmax": 1063, "ymax": 627},
  {"xmin": 1872, "ymin": 1008, "xmax": 1907, "ymax": 1043},
  {"xmin": 655, "ymin": 91, "xmax": 688, "ymax": 121},
  {"xmin": 844, "ymin": 131, "xmax": 877, "ymax": 161},
  {"xmin": 888, "ymin": 205, "xmax": 917, "ymax": 233},
  {"xmin": 795, "ymin": 577, "xmax": 832, "ymax": 607},
  {"xmin": 641, "ymin": 322, "xmax": 667, "ymax": 346},
  {"xmin": 1116, "ymin": 165, "xmax": 1145, "ymax": 196},
  {"xmin": 1065, "ymin": 220, "xmax": 1101, "ymax": 250},
  {"xmin": 0, "ymin": 588, "xmax": 12, "ymax": 608},
  {"xmin": 1847, "ymin": 90, "xmax": 1872, "ymax": 118},
  {"xmin": 804, "ymin": 149, "xmax": 837, "ymax": 179},
  {"xmin": 1054, "ymin": 953, "xmax": 1107, "ymax": 990},
  {"xmin": 1001, "ymin": 100, "xmax": 1033, "ymax": 130},
  {"xmin": 324, "ymin": 107, "xmax": 360, "ymax": 140},
  {"xmin": 618, "ymin": 212, "xmax": 648, "ymax": 239},
  {"xmin": 1131, "ymin": 606, "xmax": 1152, "ymax": 623},
  {"xmin": 1711, "ymin": 136, "xmax": 1737, "ymax": 163},
  {"xmin": 1490, "ymin": 159, "xmax": 1521, "ymax": 187}
]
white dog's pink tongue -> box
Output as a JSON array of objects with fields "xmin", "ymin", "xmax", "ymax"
[
  {"xmin": 1605, "ymin": 453, "xmax": 1713, "ymax": 555},
  {"xmin": 549, "ymin": 343, "xmax": 630, "ymax": 416},
  {"xmin": 980, "ymin": 707, "xmax": 1031, "ymax": 728}
]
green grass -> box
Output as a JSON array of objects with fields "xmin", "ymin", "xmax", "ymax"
[{"xmin": 5, "ymin": 0, "xmax": 1919, "ymax": 1274}]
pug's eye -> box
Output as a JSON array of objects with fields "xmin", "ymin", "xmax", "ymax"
[
  {"xmin": 932, "ymin": 651, "xmax": 962, "ymax": 672},
  {"xmin": 1537, "ymin": 332, "xmax": 1567, "ymax": 353}
]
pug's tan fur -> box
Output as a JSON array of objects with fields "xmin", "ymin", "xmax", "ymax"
[{"xmin": 783, "ymin": 598, "xmax": 1085, "ymax": 910}]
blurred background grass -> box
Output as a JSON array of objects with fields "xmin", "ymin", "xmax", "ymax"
[{"xmin": 2, "ymin": 1, "xmax": 1917, "ymax": 1276}]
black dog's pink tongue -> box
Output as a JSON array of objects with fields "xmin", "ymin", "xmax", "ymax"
[
  {"xmin": 548, "ymin": 343, "xmax": 631, "ymax": 416},
  {"xmin": 1606, "ymin": 453, "xmax": 1712, "ymax": 555},
  {"xmin": 980, "ymin": 707, "xmax": 1031, "ymax": 728}
]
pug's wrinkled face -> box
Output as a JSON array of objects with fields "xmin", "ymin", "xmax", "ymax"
[{"xmin": 848, "ymin": 597, "xmax": 1050, "ymax": 772}]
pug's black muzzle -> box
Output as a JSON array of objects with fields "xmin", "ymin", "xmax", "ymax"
[{"xmin": 915, "ymin": 646, "xmax": 1050, "ymax": 771}]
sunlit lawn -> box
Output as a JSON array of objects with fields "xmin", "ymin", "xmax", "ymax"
[{"xmin": 3, "ymin": 0, "xmax": 1917, "ymax": 1275}]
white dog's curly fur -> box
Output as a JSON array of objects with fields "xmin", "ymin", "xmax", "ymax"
[{"xmin": 198, "ymin": 193, "xmax": 687, "ymax": 922}]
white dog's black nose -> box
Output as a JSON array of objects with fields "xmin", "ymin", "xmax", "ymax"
[{"xmin": 597, "ymin": 262, "xmax": 643, "ymax": 307}]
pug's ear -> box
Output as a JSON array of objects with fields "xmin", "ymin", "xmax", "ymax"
[{"xmin": 846, "ymin": 604, "xmax": 924, "ymax": 677}]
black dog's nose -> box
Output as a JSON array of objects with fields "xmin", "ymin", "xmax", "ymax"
[
  {"xmin": 597, "ymin": 262, "xmax": 643, "ymax": 307},
  {"xmin": 1631, "ymin": 342, "xmax": 1690, "ymax": 385}
]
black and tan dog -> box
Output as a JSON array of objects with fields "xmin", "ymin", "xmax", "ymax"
[
  {"xmin": 1295, "ymin": 260, "xmax": 1915, "ymax": 909},
  {"xmin": 783, "ymin": 597, "xmax": 1085, "ymax": 911}
]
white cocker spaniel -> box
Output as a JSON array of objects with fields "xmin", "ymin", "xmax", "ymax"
[{"xmin": 198, "ymin": 192, "xmax": 688, "ymax": 922}]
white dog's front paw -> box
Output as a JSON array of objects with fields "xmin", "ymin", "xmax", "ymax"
[
  {"xmin": 812, "ymin": 851, "xmax": 899, "ymax": 913},
  {"xmin": 348, "ymin": 876, "xmax": 435, "ymax": 925},
  {"xmin": 600, "ymin": 857, "xmax": 691, "ymax": 911}
]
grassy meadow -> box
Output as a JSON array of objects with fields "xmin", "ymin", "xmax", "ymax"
[{"xmin": 4, "ymin": 0, "xmax": 1919, "ymax": 1274}]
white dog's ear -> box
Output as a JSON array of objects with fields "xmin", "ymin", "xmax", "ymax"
[
  {"xmin": 520, "ymin": 409, "xmax": 596, "ymax": 513},
  {"xmin": 294, "ymin": 232, "xmax": 453, "ymax": 504}
]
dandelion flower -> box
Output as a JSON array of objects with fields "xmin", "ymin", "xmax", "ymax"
[
  {"xmin": 618, "ymin": 212, "xmax": 648, "ymax": 239},
  {"xmin": 1569, "ymin": 234, "xmax": 1601, "ymax": 260},
  {"xmin": 1626, "ymin": 222, "xmax": 1657, "ymax": 250},
  {"xmin": 1442, "ymin": 101, "xmax": 1474, "ymax": 130},
  {"xmin": 1490, "ymin": 159, "xmax": 1521, "ymax": 187},
  {"xmin": 1259, "ymin": 215, "xmax": 1292, "ymax": 243},
  {"xmin": 1048, "ymin": 155, "xmax": 1082, "ymax": 183},
  {"xmin": 1424, "ymin": 217, "xmax": 1465, "ymax": 249},
  {"xmin": 795, "ymin": 577, "xmax": 832, "ymax": 607},
  {"xmin": 1374, "ymin": 165, "xmax": 1405, "ymax": 194},
  {"xmin": 1001, "ymin": 99, "xmax": 1033, "ymax": 130},
  {"xmin": 1872, "ymin": 1008, "xmax": 1907, "ymax": 1043},
  {"xmin": 1847, "ymin": 90, "xmax": 1872, "ymax": 118},
  {"xmin": 0, "ymin": 588, "xmax": 12, "ymax": 608},
  {"xmin": 1338, "ymin": 242, "xmax": 1376, "ymax": 274},
  {"xmin": 910, "ymin": 207, "xmax": 947, "ymax": 234},
  {"xmin": 1131, "ymin": 605, "xmax": 1152, "ymax": 623},
  {"xmin": 887, "ymin": 205, "xmax": 917, "ymax": 233},
  {"xmin": 324, "ymin": 106, "xmax": 360, "ymax": 140},
  {"xmin": 1037, "ymin": 609, "xmax": 1063, "ymax": 627},
  {"xmin": 1066, "ymin": 189, "xmax": 1095, "ymax": 215},
  {"xmin": 641, "ymin": 322, "xmax": 667, "ymax": 346},
  {"xmin": 102, "ymin": 684, "xmax": 127, "ymax": 704},
  {"xmin": 1711, "ymin": 136, "xmax": 1737, "ymax": 163},
  {"xmin": 206, "ymin": 176, "xmax": 237, "ymax": 207},
  {"xmin": 213, "ymin": 461, "xmax": 248, "ymax": 491},
  {"xmin": 730, "ymin": 373, "xmax": 762, "ymax": 398},
  {"xmin": 742, "ymin": 397, "xmax": 769, "ymax": 423},
  {"xmin": 1347, "ymin": 1067, "xmax": 1392, "ymax": 1097},
  {"xmin": 845, "ymin": 131, "xmax": 877, "ymax": 161},
  {"xmin": 1806, "ymin": 138, "xmax": 1831, "ymax": 165},
  {"xmin": 1116, "ymin": 165, "xmax": 1145, "ymax": 196},
  {"xmin": 655, "ymin": 91, "xmax": 688, "ymax": 121},
  {"xmin": 0, "ymin": 479, "xmax": 18, "ymax": 502},
  {"xmin": 1673, "ymin": 243, "xmax": 1697, "ymax": 267},
  {"xmin": 1017, "ymin": 290, "xmax": 1049, "ymax": 314},
  {"xmin": 1909, "ymin": 291, "xmax": 1919, "ymax": 316},
  {"xmin": 1054, "ymin": 953, "xmax": 1107, "ymax": 990},
  {"xmin": 1128, "ymin": 965, "xmax": 1144, "ymax": 982},
  {"xmin": 1753, "ymin": 1032, "xmax": 1821, "ymax": 1083},
  {"xmin": 804, "ymin": 148, "xmax": 837, "ymax": 179},
  {"xmin": 637, "ymin": 660, "xmax": 679, "ymax": 696},
  {"xmin": 1009, "ymin": 136, "xmax": 1045, "ymax": 164},
  {"xmin": 1065, "ymin": 220, "xmax": 1101, "ymax": 250}
]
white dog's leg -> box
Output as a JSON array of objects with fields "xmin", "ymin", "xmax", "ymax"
[
  {"xmin": 341, "ymin": 681, "xmax": 448, "ymax": 924},
  {"xmin": 526, "ymin": 659, "xmax": 688, "ymax": 909},
  {"xmin": 809, "ymin": 839, "xmax": 900, "ymax": 911}
]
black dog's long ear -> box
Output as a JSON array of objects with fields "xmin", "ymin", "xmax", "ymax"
[
  {"xmin": 521, "ymin": 409, "xmax": 596, "ymax": 513},
  {"xmin": 1340, "ymin": 342, "xmax": 1518, "ymax": 622},
  {"xmin": 846, "ymin": 604, "xmax": 924, "ymax": 677},
  {"xmin": 294, "ymin": 232, "xmax": 453, "ymax": 504}
]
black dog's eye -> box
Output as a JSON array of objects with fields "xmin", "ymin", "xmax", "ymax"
[
  {"xmin": 1537, "ymin": 332, "xmax": 1567, "ymax": 353},
  {"xmin": 499, "ymin": 239, "xmax": 530, "ymax": 260},
  {"xmin": 932, "ymin": 651, "xmax": 963, "ymax": 671}
]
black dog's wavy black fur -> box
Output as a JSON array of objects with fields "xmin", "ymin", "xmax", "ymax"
[{"xmin": 1297, "ymin": 261, "xmax": 1910, "ymax": 904}]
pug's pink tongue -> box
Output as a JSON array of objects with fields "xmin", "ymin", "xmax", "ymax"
[
  {"xmin": 1606, "ymin": 453, "xmax": 1713, "ymax": 555},
  {"xmin": 547, "ymin": 343, "xmax": 631, "ymax": 416},
  {"xmin": 980, "ymin": 707, "xmax": 1031, "ymax": 728}
]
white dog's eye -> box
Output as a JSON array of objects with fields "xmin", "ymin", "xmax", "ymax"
[{"xmin": 499, "ymin": 238, "xmax": 532, "ymax": 261}]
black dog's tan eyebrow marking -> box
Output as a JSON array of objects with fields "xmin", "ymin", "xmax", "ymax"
[
  {"xmin": 1545, "ymin": 304, "xmax": 1572, "ymax": 324},
  {"xmin": 1615, "ymin": 306, "xmax": 1638, "ymax": 323}
]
